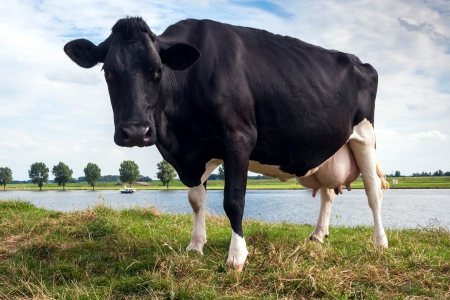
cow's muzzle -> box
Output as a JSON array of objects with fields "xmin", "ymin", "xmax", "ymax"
[{"xmin": 114, "ymin": 124, "xmax": 155, "ymax": 147}]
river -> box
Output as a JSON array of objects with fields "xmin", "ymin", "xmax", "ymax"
[{"xmin": 1, "ymin": 189, "xmax": 449, "ymax": 229}]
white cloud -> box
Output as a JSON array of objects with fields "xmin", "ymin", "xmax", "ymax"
[
  {"xmin": 45, "ymin": 69, "xmax": 102, "ymax": 85},
  {"xmin": 108, "ymin": 148, "xmax": 125, "ymax": 157},
  {"xmin": 375, "ymin": 129, "xmax": 399, "ymax": 140},
  {"xmin": 408, "ymin": 130, "xmax": 448, "ymax": 142},
  {"xmin": 2, "ymin": 141, "xmax": 21, "ymax": 149}
]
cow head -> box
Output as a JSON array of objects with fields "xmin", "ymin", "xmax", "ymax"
[{"xmin": 64, "ymin": 17, "xmax": 200, "ymax": 147}]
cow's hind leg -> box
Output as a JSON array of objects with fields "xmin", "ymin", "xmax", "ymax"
[
  {"xmin": 349, "ymin": 119, "xmax": 388, "ymax": 248},
  {"xmin": 186, "ymin": 159, "xmax": 223, "ymax": 254},
  {"xmin": 310, "ymin": 187, "xmax": 335, "ymax": 243}
]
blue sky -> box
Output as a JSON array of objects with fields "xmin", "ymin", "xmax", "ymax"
[{"xmin": 1, "ymin": 0, "xmax": 449, "ymax": 180}]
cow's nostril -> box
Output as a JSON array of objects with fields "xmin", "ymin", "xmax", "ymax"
[{"xmin": 122, "ymin": 128, "xmax": 130, "ymax": 140}]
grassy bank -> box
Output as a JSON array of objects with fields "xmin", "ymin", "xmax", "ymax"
[
  {"xmin": 0, "ymin": 200, "xmax": 449, "ymax": 299},
  {"xmin": 2, "ymin": 179, "xmax": 303, "ymax": 191},
  {"xmin": 3, "ymin": 176, "xmax": 450, "ymax": 191}
]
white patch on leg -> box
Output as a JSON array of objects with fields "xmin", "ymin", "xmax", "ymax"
[
  {"xmin": 349, "ymin": 119, "xmax": 388, "ymax": 248},
  {"xmin": 186, "ymin": 185, "xmax": 207, "ymax": 254},
  {"xmin": 186, "ymin": 158, "xmax": 223, "ymax": 254},
  {"xmin": 227, "ymin": 231, "xmax": 248, "ymax": 271},
  {"xmin": 309, "ymin": 187, "xmax": 335, "ymax": 243},
  {"xmin": 201, "ymin": 159, "xmax": 223, "ymax": 183}
]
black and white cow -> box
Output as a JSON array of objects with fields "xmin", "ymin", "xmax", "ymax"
[{"xmin": 64, "ymin": 17, "xmax": 389, "ymax": 271}]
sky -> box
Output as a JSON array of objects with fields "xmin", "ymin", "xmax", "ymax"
[{"xmin": 1, "ymin": 0, "xmax": 449, "ymax": 181}]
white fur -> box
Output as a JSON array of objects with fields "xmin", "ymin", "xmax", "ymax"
[
  {"xmin": 201, "ymin": 159, "xmax": 223, "ymax": 183},
  {"xmin": 186, "ymin": 184, "xmax": 207, "ymax": 253},
  {"xmin": 349, "ymin": 119, "xmax": 388, "ymax": 247},
  {"xmin": 227, "ymin": 231, "xmax": 248, "ymax": 271},
  {"xmin": 186, "ymin": 159, "xmax": 223, "ymax": 254},
  {"xmin": 248, "ymin": 160, "xmax": 295, "ymax": 182},
  {"xmin": 309, "ymin": 187, "xmax": 335, "ymax": 243}
]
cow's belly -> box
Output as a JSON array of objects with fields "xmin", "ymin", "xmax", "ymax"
[
  {"xmin": 248, "ymin": 160, "xmax": 295, "ymax": 182},
  {"xmin": 248, "ymin": 143, "xmax": 360, "ymax": 189}
]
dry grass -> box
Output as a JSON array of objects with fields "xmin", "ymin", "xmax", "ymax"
[{"xmin": 0, "ymin": 199, "xmax": 449, "ymax": 299}]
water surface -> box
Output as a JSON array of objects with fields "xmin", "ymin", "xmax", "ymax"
[{"xmin": 1, "ymin": 189, "xmax": 449, "ymax": 229}]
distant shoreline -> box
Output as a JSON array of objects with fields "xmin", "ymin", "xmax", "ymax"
[{"xmin": 2, "ymin": 176, "xmax": 450, "ymax": 191}]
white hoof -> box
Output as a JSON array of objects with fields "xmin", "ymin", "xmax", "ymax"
[
  {"xmin": 227, "ymin": 231, "xmax": 248, "ymax": 272},
  {"xmin": 374, "ymin": 231, "xmax": 388, "ymax": 248},
  {"xmin": 186, "ymin": 236, "xmax": 206, "ymax": 254},
  {"xmin": 309, "ymin": 229, "xmax": 329, "ymax": 243}
]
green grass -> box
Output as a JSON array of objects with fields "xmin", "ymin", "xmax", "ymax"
[
  {"xmin": 4, "ymin": 176, "xmax": 450, "ymax": 191},
  {"xmin": 0, "ymin": 200, "xmax": 449, "ymax": 299}
]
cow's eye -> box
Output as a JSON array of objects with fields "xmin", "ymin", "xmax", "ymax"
[
  {"xmin": 154, "ymin": 68, "xmax": 163, "ymax": 82},
  {"xmin": 103, "ymin": 69, "xmax": 113, "ymax": 81}
]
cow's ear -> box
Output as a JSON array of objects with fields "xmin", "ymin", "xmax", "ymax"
[
  {"xmin": 161, "ymin": 43, "xmax": 200, "ymax": 71},
  {"xmin": 64, "ymin": 39, "xmax": 106, "ymax": 68}
]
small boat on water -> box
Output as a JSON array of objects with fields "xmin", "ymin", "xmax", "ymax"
[{"xmin": 120, "ymin": 186, "xmax": 136, "ymax": 194}]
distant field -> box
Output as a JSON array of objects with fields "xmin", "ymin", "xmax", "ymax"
[{"xmin": 3, "ymin": 176, "xmax": 450, "ymax": 191}]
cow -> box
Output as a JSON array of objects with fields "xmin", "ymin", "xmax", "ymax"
[{"xmin": 64, "ymin": 17, "xmax": 389, "ymax": 271}]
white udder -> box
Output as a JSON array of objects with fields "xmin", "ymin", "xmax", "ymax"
[{"xmin": 247, "ymin": 142, "xmax": 360, "ymax": 191}]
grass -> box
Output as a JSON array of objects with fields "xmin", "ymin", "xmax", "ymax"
[
  {"xmin": 3, "ymin": 176, "xmax": 450, "ymax": 191},
  {"xmin": 0, "ymin": 200, "xmax": 449, "ymax": 299}
]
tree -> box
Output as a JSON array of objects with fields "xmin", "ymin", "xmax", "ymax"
[
  {"xmin": 84, "ymin": 163, "xmax": 101, "ymax": 190},
  {"xmin": 28, "ymin": 162, "xmax": 49, "ymax": 191},
  {"xmin": 445, "ymin": 171, "xmax": 450, "ymax": 176},
  {"xmin": 52, "ymin": 162, "xmax": 73, "ymax": 191},
  {"xmin": 119, "ymin": 160, "xmax": 140, "ymax": 187},
  {"xmin": 433, "ymin": 170, "xmax": 443, "ymax": 176},
  {"xmin": 394, "ymin": 170, "xmax": 401, "ymax": 177},
  {"xmin": 156, "ymin": 160, "xmax": 177, "ymax": 188},
  {"xmin": 218, "ymin": 164, "xmax": 225, "ymax": 180},
  {"xmin": 0, "ymin": 167, "xmax": 13, "ymax": 190}
]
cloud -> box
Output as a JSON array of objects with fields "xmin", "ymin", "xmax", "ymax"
[
  {"xmin": 75, "ymin": 139, "xmax": 88, "ymax": 143},
  {"xmin": 408, "ymin": 130, "xmax": 447, "ymax": 142},
  {"xmin": 45, "ymin": 69, "xmax": 103, "ymax": 85},
  {"xmin": 108, "ymin": 148, "xmax": 125, "ymax": 157},
  {"xmin": 398, "ymin": 17, "xmax": 450, "ymax": 41},
  {"xmin": 375, "ymin": 129, "xmax": 399, "ymax": 140},
  {"xmin": 2, "ymin": 141, "xmax": 21, "ymax": 149}
]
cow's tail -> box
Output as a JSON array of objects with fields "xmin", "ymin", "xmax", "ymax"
[{"xmin": 376, "ymin": 161, "xmax": 389, "ymax": 190}]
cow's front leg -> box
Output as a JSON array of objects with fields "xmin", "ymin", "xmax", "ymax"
[
  {"xmin": 223, "ymin": 135, "xmax": 254, "ymax": 271},
  {"xmin": 186, "ymin": 159, "xmax": 223, "ymax": 254},
  {"xmin": 186, "ymin": 183, "xmax": 207, "ymax": 253},
  {"xmin": 310, "ymin": 187, "xmax": 335, "ymax": 243}
]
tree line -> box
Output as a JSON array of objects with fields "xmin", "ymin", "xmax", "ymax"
[
  {"xmin": 387, "ymin": 170, "xmax": 450, "ymax": 177},
  {"xmin": 411, "ymin": 170, "xmax": 450, "ymax": 177},
  {"xmin": 0, "ymin": 159, "xmax": 178, "ymax": 190}
]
